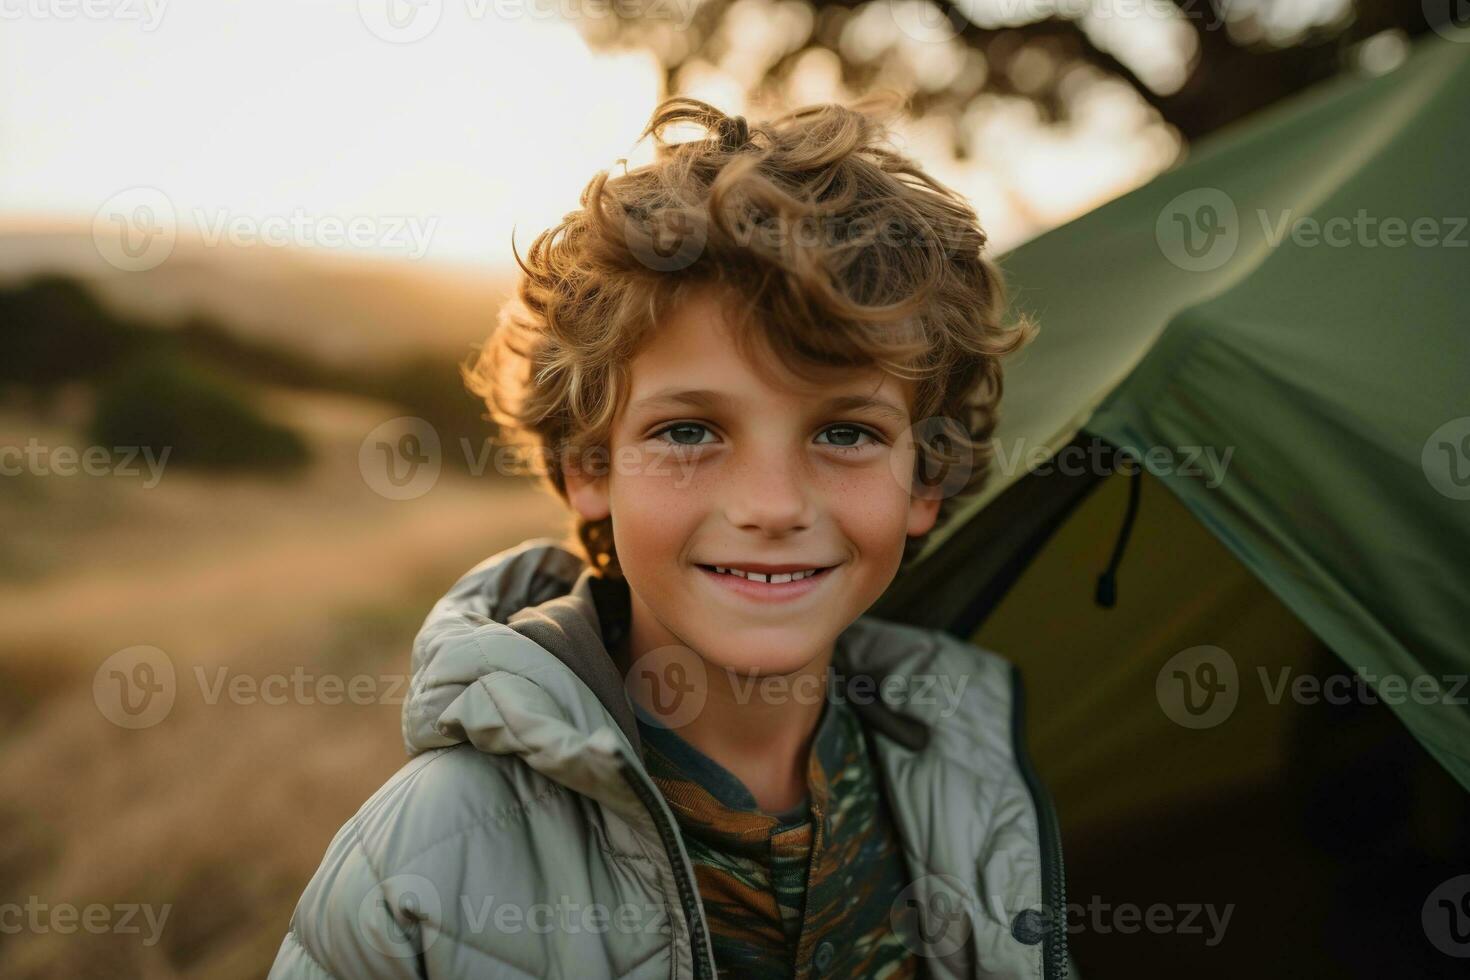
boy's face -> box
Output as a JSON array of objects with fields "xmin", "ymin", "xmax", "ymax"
[{"xmin": 566, "ymin": 284, "xmax": 940, "ymax": 677}]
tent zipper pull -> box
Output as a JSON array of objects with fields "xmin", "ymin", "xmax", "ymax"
[{"xmin": 1095, "ymin": 456, "xmax": 1142, "ymax": 609}]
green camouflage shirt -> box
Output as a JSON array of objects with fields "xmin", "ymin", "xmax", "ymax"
[{"xmin": 633, "ymin": 693, "xmax": 924, "ymax": 980}]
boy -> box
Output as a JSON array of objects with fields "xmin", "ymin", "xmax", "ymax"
[{"xmin": 270, "ymin": 95, "xmax": 1065, "ymax": 979}]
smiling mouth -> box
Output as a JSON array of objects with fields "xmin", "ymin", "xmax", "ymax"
[
  {"xmin": 695, "ymin": 564, "xmax": 834, "ymax": 584},
  {"xmin": 693, "ymin": 562, "xmax": 840, "ymax": 602}
]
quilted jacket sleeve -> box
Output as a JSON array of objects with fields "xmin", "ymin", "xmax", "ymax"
[{"xmin": 267, "ymin": 816, "xmax": 429, "ymax": 980}]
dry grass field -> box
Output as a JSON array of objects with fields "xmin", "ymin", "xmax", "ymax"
[{"xmin": 0, "ymin": 387, "xmax": 566, "ymax": 978}]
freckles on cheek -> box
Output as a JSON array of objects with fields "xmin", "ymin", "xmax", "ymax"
[
  {"xmin": 611, "ymin": 453, "xmax": 706, "ymax": 557},
  {"xmin": 832, "ymin": 468, "xmax": 912, "ymax": 551}
]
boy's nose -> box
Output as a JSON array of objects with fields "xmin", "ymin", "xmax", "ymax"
[{"xmin": 719, "ymin": 451, "xmax": 815, "ymax": 535}]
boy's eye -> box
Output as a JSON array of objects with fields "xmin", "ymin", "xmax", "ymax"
[
  {"xmin": 653, "ymin": 422, "xmax": 714, "ymax": 446},
  {"xmin": 816, "ymin": 424, "xmax": 880, "ymax": 451}
]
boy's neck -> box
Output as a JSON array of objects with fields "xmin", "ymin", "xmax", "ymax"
[{"xmin": 622, "ymin": 588, "xmax": 832, "ymax": 815}]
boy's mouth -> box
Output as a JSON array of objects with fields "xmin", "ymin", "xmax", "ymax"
[{"xmin": 694, "ymin": 562, "xmax": 839, "ymax": 603}]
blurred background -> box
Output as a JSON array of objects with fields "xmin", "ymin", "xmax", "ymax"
[{"xmin": 1, "ymin": 1, "xmax": 1464, "ymax": 977}]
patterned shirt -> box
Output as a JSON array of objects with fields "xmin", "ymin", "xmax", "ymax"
[{"xmin": 633, "ymin": 693, "xmax": 923, "ymax": 980}]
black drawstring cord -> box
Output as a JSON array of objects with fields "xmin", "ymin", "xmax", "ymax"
[{"xmin": 1095, "ymin": 455, "xmax": 1142, "ymax": 609}]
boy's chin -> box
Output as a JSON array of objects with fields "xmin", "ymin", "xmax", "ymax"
[{"xmin": 693, "ymin": 637, "xmax": 833, "ymax": 680}]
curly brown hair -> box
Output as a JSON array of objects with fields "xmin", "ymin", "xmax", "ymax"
[{"xmin": 464, "ymin": 93, "xmax": 1036, "ymax": 578}]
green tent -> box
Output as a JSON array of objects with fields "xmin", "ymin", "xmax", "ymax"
[{"xmin": 876, "ymin": 25, "xmax": 1470, "ymax": 976}]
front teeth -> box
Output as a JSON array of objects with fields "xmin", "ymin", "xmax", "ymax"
[{"xmin": 713, "ymin": 566, "xmax": 821, "ymax": 584}]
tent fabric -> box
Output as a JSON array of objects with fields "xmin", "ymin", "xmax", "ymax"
[
  {"xmin": 1083, "ymin": 31, "xmax": 1470, "ymax": 789},
  {"xmin": 914, "ymin": 25, "xmax": 1470, "ymax": 550},
  {"xmin": 971, "ymin": 467, "xmax": 1470, "ymax": 975},
  {"xmin": 973, "ymin": 467, "xmax": 1335, "ymax": 828},
  {"xmin": 887, "ymin": 27, "xmax": 1470, "ymax": 789}
]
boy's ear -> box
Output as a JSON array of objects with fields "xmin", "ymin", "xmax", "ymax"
[
  {"xmin": 906, "ymin": 484, "xmax": 942, "ymax": 539},
  {"xmin": 563, "ymin": 450, "xmax": 611, "ymax": 522}
]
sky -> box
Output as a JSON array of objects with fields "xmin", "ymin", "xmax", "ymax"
[{"xmin": 0, "ymin": 0, "xmax": 1183, "ymax": 268}]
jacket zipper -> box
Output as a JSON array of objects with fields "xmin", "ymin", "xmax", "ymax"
[
  {"xmin": 615, "ymin": 680, "xmax": 1063, "ymax": 980},
  {"xmin": 619, "ymin": 760, "xmax": 716, "ymax": 980},
  {"xmin": 1009, "ymin": 664, "xmax": 1068, "ymax": 980}
]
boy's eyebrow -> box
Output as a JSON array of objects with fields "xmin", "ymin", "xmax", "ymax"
[{"xmin": 630, "ymin": 387, "xmax": 909, "ymax": 424}]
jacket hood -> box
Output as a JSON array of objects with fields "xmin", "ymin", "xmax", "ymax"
[
  {"xmin": 402, "ymin": 538, "xmax": 933, "ymax": 788},
  {"xmin": 402, "ymin": 537, "xmax": 640, "ymax": 755}
]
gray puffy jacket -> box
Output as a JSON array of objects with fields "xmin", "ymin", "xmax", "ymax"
[{"xmin": 268, "ymin": 537, "xmax": 1068, "ymax": 979}]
